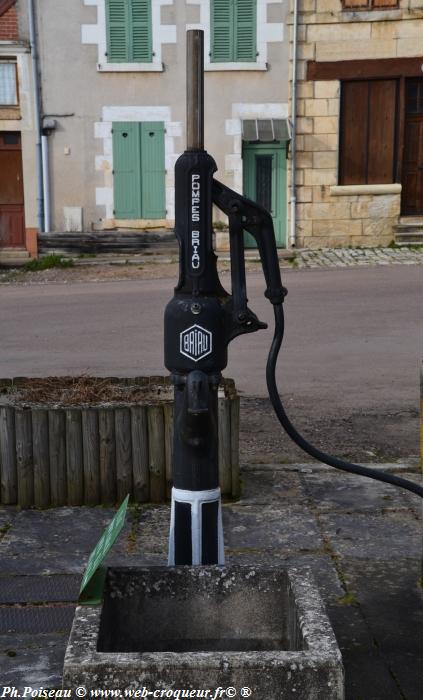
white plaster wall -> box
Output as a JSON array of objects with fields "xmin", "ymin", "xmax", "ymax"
[{"xmin": 34, "ymin": 0, "xmax": 289, "ymax": 231}]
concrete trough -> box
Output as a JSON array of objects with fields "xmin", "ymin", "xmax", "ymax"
[{"xmin": 63, "ymin": 566, "xmax": 344, "ymax": 699}]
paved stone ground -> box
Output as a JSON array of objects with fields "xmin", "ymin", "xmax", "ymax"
[
  {"xmin": 293, "ymin": 246, "xmax": 423, "ymax": 269},
  {"xmin": 70, "ymin": 244, "xmax": 423, "ymax": 270},
  {"xmin": 0, "ymin": 461, "xmax": 422, "ymax": 699}
]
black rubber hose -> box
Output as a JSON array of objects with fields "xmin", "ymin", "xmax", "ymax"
[{"xmin": 266, "ymin": 303, "xmax": 423, "ymax": 499}]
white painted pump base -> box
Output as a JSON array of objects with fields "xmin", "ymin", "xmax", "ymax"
[{"xmin": 168, "ymin": 487, "xmax": 225, "ymax": 566}]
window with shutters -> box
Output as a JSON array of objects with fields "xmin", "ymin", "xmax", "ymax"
[
  {"xmin": 339, "ymin": 79, "xmax": 398, "ymax": 185},
  {"xmin": 211, "ymin": 0, "xmax": 257, "ymax": 63},
  {"xmin": 106, "ymin": 0, "xmax": 152, "ymax": 63},
  {"xmin": 342, "ymin": 0, "xmax": 398, "ymax": 9}
]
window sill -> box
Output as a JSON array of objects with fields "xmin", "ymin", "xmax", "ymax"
[
  {"xmin": 205, "ymin": 62, "xmax": 267, "ymax": 72},
  {"xmin": 341, "ymin": 8, "xmax": 400, "ymax": 16},
  {"xmin": 97, "ymin": 62, "xmax": 163, "ymax": 73},
  {"xmin": 330, "ymin": 184, "xmax": 402, "ymax": 196},
  {"xmin": 0, "ymin": 107, "xmax": 21, "ymax": 120},
  {"xmin": 100, "ymin": 218, "xmax": 171, "ymax": 229},
  {"xmin": 335, "ymin": 8, "xmax": 403, "ymax": 22},
  {"xmin": 0, "ymin": 43, "xmax": 29, "ymax": 54}
]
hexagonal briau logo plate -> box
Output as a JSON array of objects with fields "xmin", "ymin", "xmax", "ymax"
[{"xmin": 180, "ymin": 325, "xmax": 212, "ymax": 362}]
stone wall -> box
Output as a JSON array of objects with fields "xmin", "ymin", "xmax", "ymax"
[{"xmin": 289, "ymin": 0, "xmax": 423, "ymax": 249}]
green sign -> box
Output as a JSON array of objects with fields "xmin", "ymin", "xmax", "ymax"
[{"xmin": 79, "ymin": 494, "xmax": 130, "ymax": 602}]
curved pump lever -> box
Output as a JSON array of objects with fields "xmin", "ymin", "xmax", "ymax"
[{"xmin": 212, "ymin": 179, "xmax": 287, "ymax": 307}]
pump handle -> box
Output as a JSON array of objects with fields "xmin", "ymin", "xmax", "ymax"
[{"xmin": 212, "ymin": 180, "xmax": 287, "ymax": 306}]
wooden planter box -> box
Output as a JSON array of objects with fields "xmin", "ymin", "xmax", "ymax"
[{"xmin": 0, "ymin": 376, "xmax": 239, "ymax": 508}]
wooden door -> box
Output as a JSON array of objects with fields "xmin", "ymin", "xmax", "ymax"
[
  {"xmin": 0, "ymin": 132, "xmax": 25, "ymax": 248},
  {"xmin": 243, "ymin": 142, "xmax": 286, "ymax": 248},
  {"xmin": 402, "ymin": 79, "xmax": 423, "ymax": 215}
]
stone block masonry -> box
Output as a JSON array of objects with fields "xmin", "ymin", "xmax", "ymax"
[{"xmin": 288, "ymin": 1, "xmax": 423, "ymax": 249}]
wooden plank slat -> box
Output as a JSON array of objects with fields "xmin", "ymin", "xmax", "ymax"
[
  {"xmin": 0, "ymin": 406, "xmax": 17, "ymax": 504},
  {"xmin": 32, "ymin": 409, "xmax": 50, "ymax": 508},
  {"xmin": 66, "ymin": 409, "xmax": 83, "ymax": 506},
  {"xmin": 218, "ymin": 398, "xmax": 232, "ymax": 497},
  {"xmin": 342, "ymin": 0, "xmax": 369, "ymax": 8},
  {"xmin": 373, "ymin": 0, "xmax": 398, "ymax": 7},
  {"xmin": 130, "ymin": 406, "xmax": 149, "ymax": 502},
  {"xmin": 339, "ymin": 81, "xmax": 369, "ymax": 186},
  {"xmin": 396, "ymin": 76, "xmax": 406, "ymax": 184},
  {"xmin": 15, "ymin": 409, "xmax": 34, "ymax": 507},
  {"xmin": 307, "ymin": 57, "xmax": 423, "ymax": 82},
  {"xmin": 230, "ymin": 396, "xmax": 241, "ymax": 499},
  {"xmin": 148, "ymin": 405, "xmax": 165, "ymax": 503},
  {"xmin": 115, "ymin": 408, "xmax": 132, "ymax": 502},
  {"xmin": 163, "ymin": 402, "xmax": 174, "ymax": 499},
  {"xmin": 48, "ymin": 410, "xmax": 67, "ymax": 506},
  {"xmin": 367, "ymin": 80, "xmax": 397, "ymax": 185},
  {"xmin": 99, "ymin": 409, "xmax": 116, "ymax": 505},
  {"xmin": 82, "ymin": 409, "xmax": 100, "ymax": 506}
]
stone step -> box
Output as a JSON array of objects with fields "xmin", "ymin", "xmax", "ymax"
[
  {"xmin": 398, "ymin": 217, "xmax": 423, "ymax": 225},
  {"xmin": 0, "ymin": 249, "xmax": 30, "ymax": 266},
  {"xmin": 393, "ymin": 225, "xmax": 423, "ymax": 246},
  {"xmin": 0, "ymin": 248, "xmax": 30, "ymax": 258}
]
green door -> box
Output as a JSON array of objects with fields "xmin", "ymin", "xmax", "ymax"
[
  {"xmin": 113, "ymin": 121, "xmax": 165, "ymax": 219},
  {"xmin": 243, "ymin": 142, "xmax": 286, "ymax": 248}
]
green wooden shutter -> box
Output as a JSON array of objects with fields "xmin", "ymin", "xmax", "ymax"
[
  {"xmin": 234, "ymin": 0, "xmax": 256, "ymax": 62},
  {"xmin": 106, "ymin": 0, "xmax": 152, "ymax": 63},
  {"xmin": 130, "ymin": 0, "xmax": 152, "ymax": 62},
  {"xmin": 140, "ymin": 122, "xmax": 166, "ymax": 219},
  {"xmin": 113, "ymin": 122, "xmax": 165, "ymax": 220},
  {"xmin": 211, "ymin": 0, "xmax": 233, "ymax": 62},
  {"xmin": 113, "ymin": 122, "xmax": 142, "ymax": 218},
  {"xmin": 106, "ymin": 0, "xmax": 129, "ymax": 62}
]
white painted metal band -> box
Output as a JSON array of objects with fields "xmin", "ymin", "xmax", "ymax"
[
  {"xmin": 171, "ymin": 487, "xmax": 221, "ymax": 503},
  {"xmin": 168, "ymin": 487, "xmax": 225, "ymax": 566}
]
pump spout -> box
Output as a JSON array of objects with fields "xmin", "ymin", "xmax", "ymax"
[{"xmin": 180, "ymin": 370, "xmax": 210, "ymax": 449}]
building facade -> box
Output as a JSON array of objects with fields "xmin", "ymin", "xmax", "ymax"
[
  {"xmin": 4, "ymin": 1, "xmax": 419, "ymax": 254},
  {"xmin": 290, "ymin": 0, "xmax": 423, "ymax": 248},
  {"xmin": 13, "ymin": 0, "xmax": 289, "ymax": 249},
  {"xmin": 0, "ymin": 0, "xmax": 37, "ymax": 259}
]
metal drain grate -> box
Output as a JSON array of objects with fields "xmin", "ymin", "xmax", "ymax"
[
  {"xmin": 0, "ymin": 575, "xmax": 80, "ymax": 604},
  {"xmin": 0, "ymin": 605, "xmax": 76, "ymax": 634}
]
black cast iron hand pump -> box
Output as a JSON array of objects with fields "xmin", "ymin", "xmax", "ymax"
[{"xmin": 164, "ymin": 30, "xmax": 423, "ymax": 567}]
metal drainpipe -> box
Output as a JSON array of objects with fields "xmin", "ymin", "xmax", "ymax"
[
  {"xmin": 289, "ymin": 0, "xmax": 299, "ymax": 248},
  {"xmin": 41, "ymin": 133, "xmax": 50, "ymax": 232},
  {"xmin": 28, "ymin": 0, "xmax": 45, "ymax": 234}
]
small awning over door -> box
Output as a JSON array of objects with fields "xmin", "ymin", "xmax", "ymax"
[{"xmin": 242, "ymin": 119, "xmax": 291, "ymax": 143}]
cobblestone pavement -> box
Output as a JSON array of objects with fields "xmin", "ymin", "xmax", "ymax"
[
  {"xmin": 1, "ymin": 461, "xmax": 422, "ymax": 698},
  {"xmin": 292, "ymin": 246, "xmax": 423, "ymax": 269}
]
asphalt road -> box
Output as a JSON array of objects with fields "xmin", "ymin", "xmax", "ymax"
[{"xmin": 0, "ymin": 265, "xmax": 422, "ymax": 413}]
